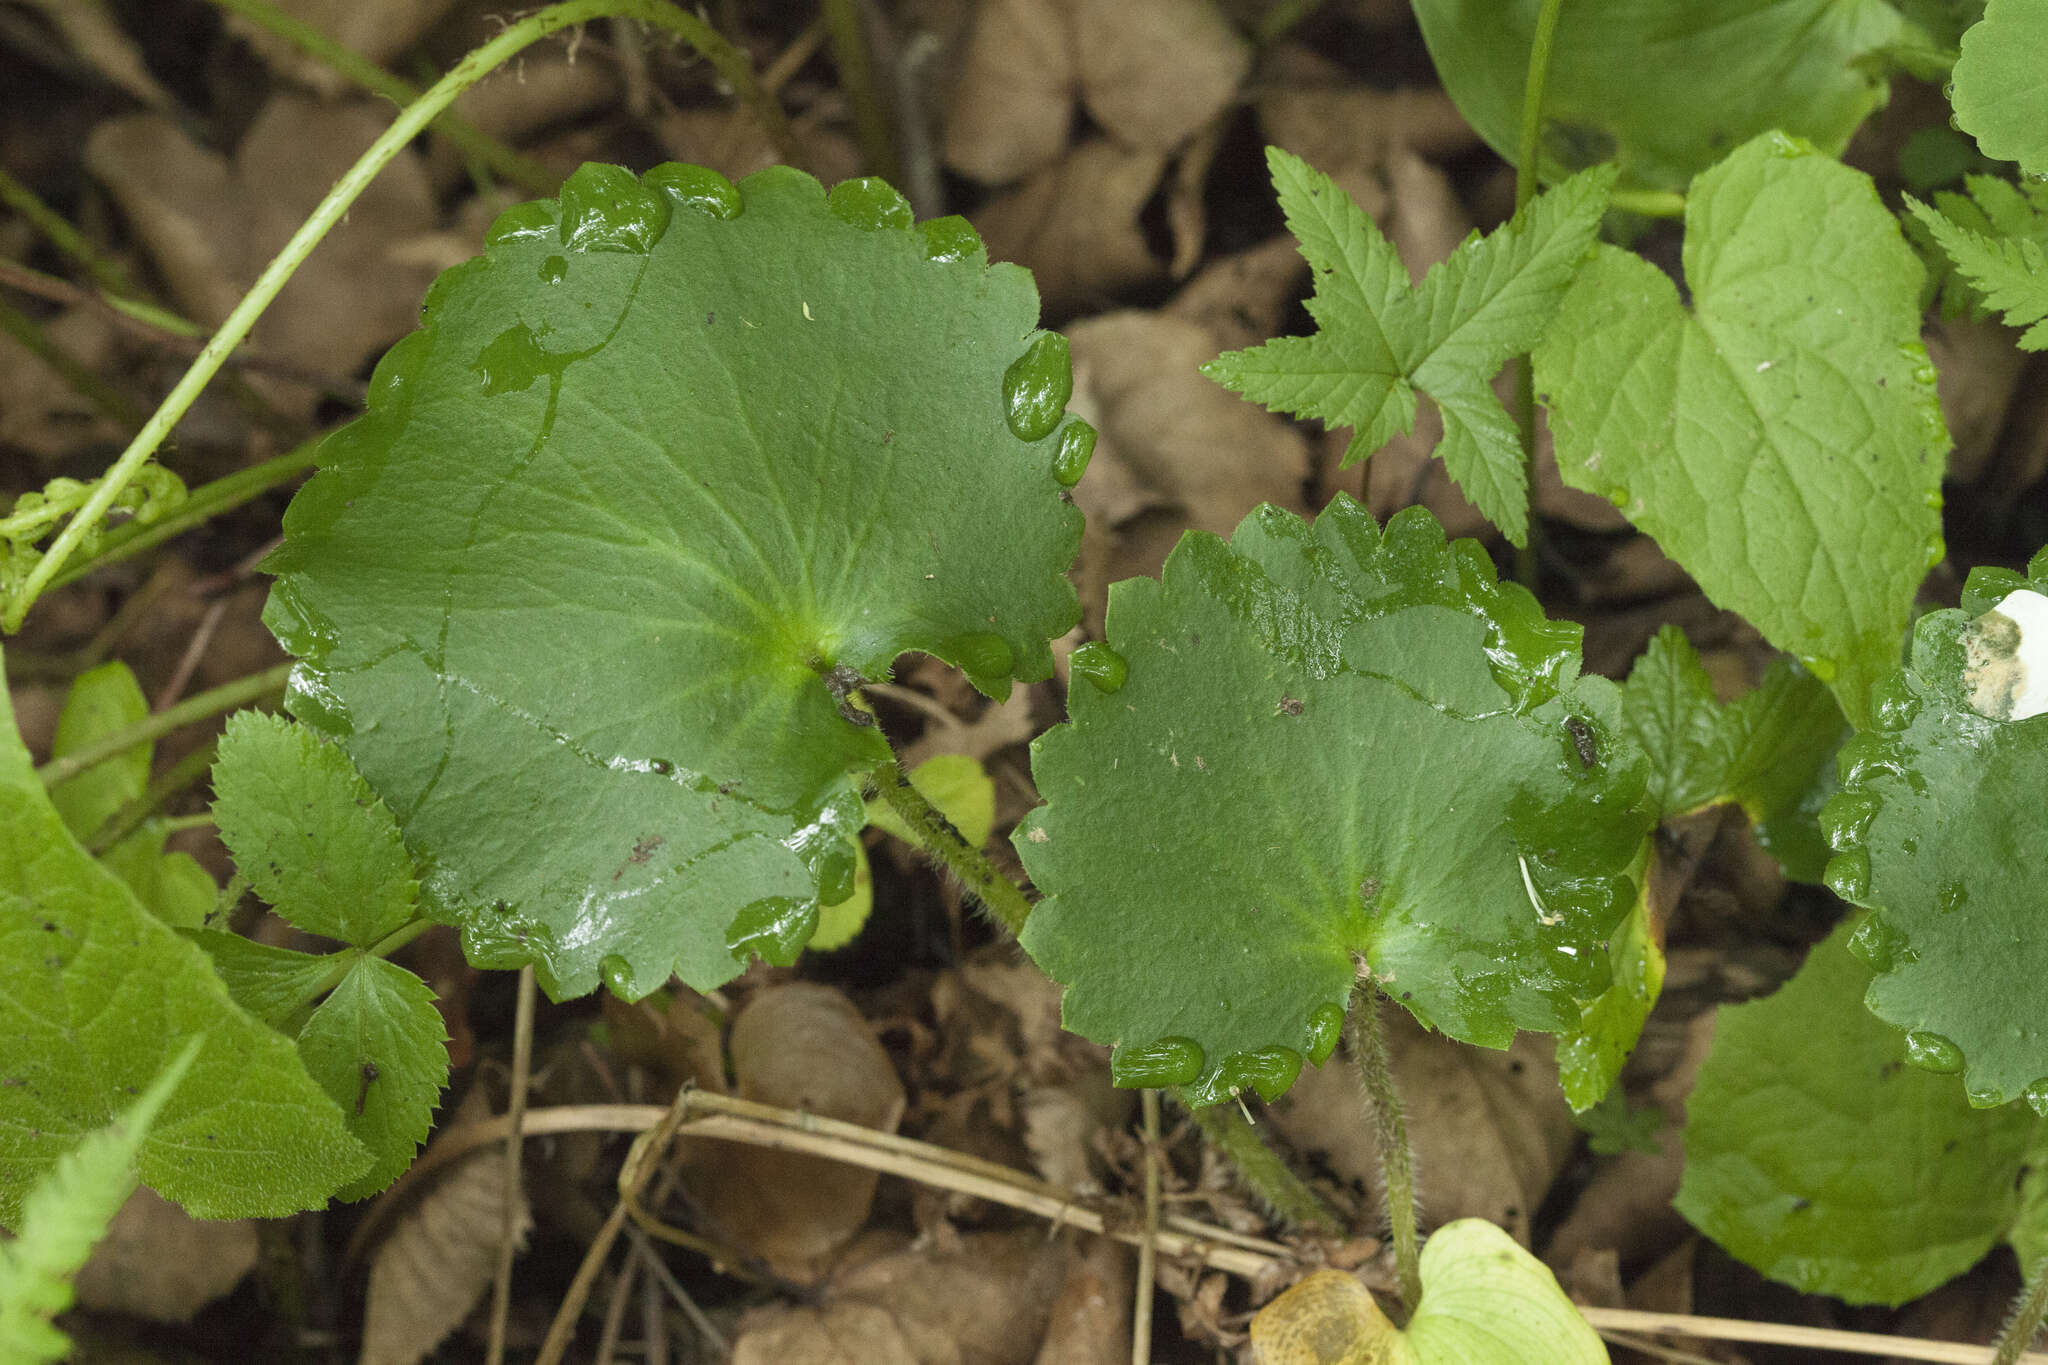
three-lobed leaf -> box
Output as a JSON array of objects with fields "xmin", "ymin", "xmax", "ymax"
[
  {"xmin": 1536, "ymin": 133, "xmax": 1949, "ymax": 729},
  {"xmin": 264, "ymin": 162, "xmax": 1085, "ymax": 1002},
  {"xmin": 0, "ymin": 648, "xmax": 370, "ymax": 1222},
  {"xmin": 1017, "ymin": 497, "xmax": 1653, "ymax": 1106},
  {"xmin": 1412, "ymin": 0, "xmax": 1916, "ymax": 192},
  {"xmin": 1204, "ymin": 149, "xmax": 1613, "ymax": 547},
  {"xmin": 1821, "ymin": 547, "xmax": 2048, "ymax": 1108},
  {"xmin": 1678, "ymin": 922, "xmax": 2045, "ymax": 1306}
]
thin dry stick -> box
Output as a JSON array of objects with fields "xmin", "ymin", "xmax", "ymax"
[
  {"xmin": 593, "ymin": 1249, "xmax": 641, "ymax": 1365},
  {"xmin": 1578, "ymin": 1308, "xmax": 2048, "ymax": 1365},
  {"xmin": 1132, "ymin": 1087, "xmax": 1161, "ymax": 1365},
  {"xmin": 485, "ymin": 965, "xmax": 538, "ymax": 1365},
  {"xmin": 623, "ymin": 1224, "xmax": 730, "ymax": 1356},
  {"xmin": 152, "ymin": 597, "xmax": 229, "ymax": 712},
  {"xmin": 534, "ymin": 1087, "xmax": 699, "ymax": 1365}
]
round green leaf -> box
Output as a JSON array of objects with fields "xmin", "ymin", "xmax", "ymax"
[
  {"xmin": 1678, "ymin": 922, "xmax": 2039, "ymax": 1306},
  {"xmin": 264, "ymin": 162, "xmax": 1081, "ymax": 1001},
  {"xmin": 1016, "ymin": 498, "xmax": 1652, "ymax": 1106},
  {"xmin": 1952, "ymin": 0, "xmax": 2048, "ymax": 178},
  {"xmin": 1250, "ymin": 1222, "xmax": 1607, "ymax": 1365},
  {"xmin": 1821, "ymin": 546, "xmax": 2048, "ymax": 1109},
  {"xmin": 295, "ymin": 956, "xmax": 448, "ymax": 1202},
  {"xmin": 1536, "ymin": 133, "xmax": 1948, "ymax": 729},
  {"xmin": 1412, "ymin": 0, "xmax": 1915, "ymax": 193}
]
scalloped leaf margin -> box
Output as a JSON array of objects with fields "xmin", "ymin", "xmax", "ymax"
[{"xmin": 262, "ymin": 162, "xmax": 1086, "ymax": 1001}]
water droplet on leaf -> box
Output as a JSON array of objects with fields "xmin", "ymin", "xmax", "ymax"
[
  {"xmin": 1847, "ymin": 912, "xmax": 1908, "ymax": 972},
  {"xmin": 600, "ymin": 954, "xmax": 636, "ymax": 999},
  {"xmin": 1869, "ymin": 677, "xmax": 1920, "ymax": 731},
  {"xmin": 1111, "ymin": 1036, "xmax": 1204, "ymax": 1088},
  {"xmin": 557, "ymin": 163, "xmax": 670, "ymax": 253},
  {"xmin": 540, "ymin": 255, "xmax": 567, "ymax": 284},
  {"xmin": 1052, "ymin": 419, "xmax": 1097, "ymax": 486},
  {"xmin": 946, "ymin": 631, "xmax": 1014, "ymax": 686},
  {"xmin": 1002, "ymin": 333, "xmax": 1072, "ymax": 442},
  {"xmin": 1819, "ymin": 791, "xmax": 1881, "ymax": 848},
  {"xmin": 1903, "ymin": 1030, "xmax": 1964, "ymax": 1073},
  {"xmin": 2024, "ymin": 1077, "xmax": 2048, "ymax": 1118},
  {"xmin": 473, "ymin": 323, "xmax": 554, "ymax": 396},
  {"xmin": 1303, "ymin": 1002, "xmax": 1345, "ymax": 1065},
  {"xmin": 725, "ymin": 896, "xmax": 817, "ymax": 967},
  {"xmin": 643, "ymin": 162, "xmax": 741, "ymax": 219},
  {"xmin": 1938, "ymin": 881, "xmax": 1968, "ymax": 915},
  {"xmin": 483, "ymin": 200, "xmax": 558, "ymax": 245},
  {"xmin": 1232, "ymin": 1045, "xmax": 1304, "ymax": 1102},
  {"xmin": 816, "ymin": 838, "xmax": 859, "ymax": 905},
  {"xmin": 919, "ymin": 215, "xmax": 983, "ymax": 262},
  {"xmin": 1824, "ymin": 848, "xmax": 1871, "ymax": 903},
  {"xmin": 827, "ymin": 177, "xmax": 914, "ymax": 231},
  {"xmin": 1069, "ymin": 641, "xmax": 1128, "ymax": 693}
]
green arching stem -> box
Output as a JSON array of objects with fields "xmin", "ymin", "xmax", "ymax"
[
  {"xmin": 1610, "ymin": 187, "xmax": 1685, "ymax": 218},
  {"xmin": 2, "ymin": 0, "xmax": 795, "ymax": 633},
  {"xmin": 1184, "ymin": 1098, "xmax": 1340, "ymax": 1232},
  {"xmin": 1509, "ymin": 0, "xmax": 1567, "ymax": 595},
  {"xmin": 49, "ymin": 441, "xmax": 321, "ymax": 593},
  {"xmin": 36, "ymin": 663, "xmax": 290, "ymax": 788},
  {"xmin": 1992, "ymin": 1258, "xmax": 2048, "ymax": 1365},
  {"xmin": 0, "ymin": 164, "xmax": 141, "ymax": 298},
  {"xmin": 203, "ymin": 0, "xmax": 559, "ymax": 197},
  {"xmin": 1346, "ymin": 987, "xmax": 1422, "ymax": 1316},
  {"xmin": 869, "ymin": 758, "xmax": 1031, "ymax": 935},
  {"xmin": 1, "ymin": 255, "xmax": 208, "ymax": 340},
  {"xmin": 820, "ymin": 0, "xmax": 900, "ymax": 185}
]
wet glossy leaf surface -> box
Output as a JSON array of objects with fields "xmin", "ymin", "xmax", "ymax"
[
  {"xmin": 1413, "ymin": 0, "xmax": 1913, "ymax": 192},
  {"xmin": 1822, "ymin": 547, "xmax": 2048, "ymax": 1108},
  {"xmin": 1537, "ymin": 134, "xmax": 1948, "ymax": 728},
  {"xmin": 0, "ymin": 646, "xmax": 369, "ymax": 1222},
  {"xmin": 265, "ymin": 163, "xmax": 1082, "ymax": 1000},
  {"xmin": 1017, "ymin": 498, "xmax": 1652, "ymax": 1105},
  {"xmin": 1678, "ymin": 922, "xmax": 2042, "ymax": 1306}
]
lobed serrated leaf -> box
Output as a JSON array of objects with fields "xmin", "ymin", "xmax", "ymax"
[
  {"xmin": 212, "ymin": 711, "xmax": 418, "ymax": 947},
  {"xmin": 1204, "ymin": 149, "xmax": 1613, "ymax": 547},
  {"xmin": 295, "ymin": 957, "xmax": 448, "ymax": 1202},
  {"xmin": 0, "ymin": 646, "xmax": 370, "ymax": 1223},
  {"xmin": 1016, "ymin": 497, "xmax": 1653, "ymax": 1106},
  {"xmin": 1678, "ymin": 923, "xmax": 2040, "ymax": 1306},
  {"xmin": 1412, "ymin": 0, "xmax": 1915, "ymax": 193},
  {"xmin": 1536, "ymin": 134, "xmax": 1948, "ymax": 729},
  {"xmin": 0, "ymin": 1039, "xmax": 199, "ymax": 1365},
  {"xmin": 264, "ymin": 163, "xmax": 1084, "ymax": 1001},
  {"xmin": 1951, "ymin": 0, "xmax": 2048, "ymax": 178},
  {"xmin": 1820, "ymin": 546, "xmax": 2048, "ymax": 1108},
  {"xmin": 1906, "ymin": 195, "xmax": 2048, "ymax": 350},
  {"xmin": 1619, "ymin": 625, "xmax": 1847, "ymax": 876}
]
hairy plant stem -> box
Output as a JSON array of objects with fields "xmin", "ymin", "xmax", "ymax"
[
  {"xmin": 204, "ymin": 0, "xmax": 559, "ymax": 197},
  {"xmin": 1184, "ymin": 1098, "xmax": 1339, "ymax": 1233},
  {"xmin": 2, "ymin": 0, "xmax": 793, "ymax": 632},
  {"xmin": 1509, "ymin": 0, "xmax": 1567, "ymax": 594},
  {"xmin": 820, "ymin": 0, "xmax": 900, "ymax": 185},
  {"xmin": 36, "ymin": 663, "xmax": 291, "ymax": 788},
  {"xmin": 869, "ymin": 758, "xmax": 1032, "ymax": 935},
  {"xmin": 1994, "ymin": 1257, "xmax": 2048, "ymax": 1365},
  {"xmin": 1346, "ymin": 988, "xmax": 1422, "ymax": 1315}
]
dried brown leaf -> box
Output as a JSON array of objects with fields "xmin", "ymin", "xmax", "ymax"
[
  {"xmin": 942, "ymin": 0, "xmax": 1076, "ymax": 184},
  {"xmin": 227, "ymin": 0, "xmax": 464, "ymax": 96},
  {"xmin": 71, "ymin": 1187, "xmax": 258, "ymax": 1322},
  {"xmin": 975, "ymin": 139, "xmax": 1167, "ymax": 317},
  {"xmin": 1030, "ymin": 1237, "xmax": 1129, "ymax": 1365},
  {"xmin": 1074, "ymin": 0, "xmax": 1249, "ymax": 154},
  {"xmin": 358, "ymin": 1093, "xmax": 529, "ymax": 1365},
  {"xmin": 0, "ymin": 304, "xmax": 128, "ymax": 461},
  {"xmin": 681, "ymin": 983, "xmax": 906, "ymax": 1280}
]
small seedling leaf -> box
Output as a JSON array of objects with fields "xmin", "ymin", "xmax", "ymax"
[
  {"xmin": 0, "ymin": 648, "xmax": 370, "ymax": 1222},
  {"xmin": 212, "ymin": 711, "xmax": 418, "ymax": 946},
  {"xmin": 1249, "ymin": 1222, "xmax": 1607, "ymax": 1365},
  {"xmin": 264, "ymin": 163, "xmax": 1081, "ymax": 1001},
  {"xmin": 1907, "ymin": 193, "xmax": 2048, "ymax": 350},
  {"xmin": 1678, "ymin": 922, "xmax": 2041, "ymax": 1306},
  {"xmin": 1537, "ymin": 134, "xmax": 1948, "ymax": 728},
  {"xmin": 1204, "ymin": 149, "xmax": 1613, "ymax": 547},
  {"xmin": 1017, "ymin": 497, "xmax": 1653, "ymax": 1105},
  {"xmin": 1821, "ymin": 547, "xmax": 2048, "ymax": 1108}
]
